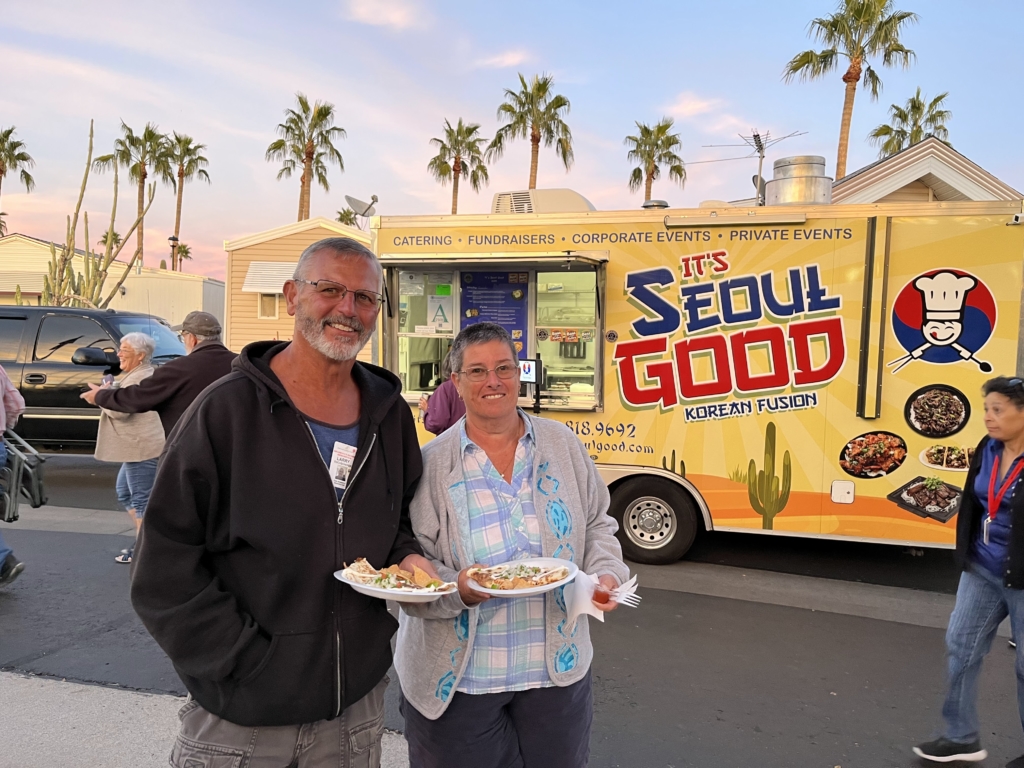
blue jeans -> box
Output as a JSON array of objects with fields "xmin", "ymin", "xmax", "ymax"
[
  {"xmin": 115, "ymin": 458, "xmax": 159, "ymax": 518},
  {"xmin": 0, "ymin": 441, "xmax": 10, "ymax": 563},
  {"xmin": 942, "ymin": 564, "xmax": 1024, "ymax": 742}
]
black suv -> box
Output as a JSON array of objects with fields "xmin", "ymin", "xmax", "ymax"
[{"xmin": 0, "ymin": 307, "xmax": 184, "ymax": 451}]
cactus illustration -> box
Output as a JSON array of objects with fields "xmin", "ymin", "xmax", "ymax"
[
  {"xmin": 747, "ymin": 421, "xmax": 792, "ymax": 530},
  {"xmin": 661, "ymin": 449, "xmax": 686, "ymax": 478}
]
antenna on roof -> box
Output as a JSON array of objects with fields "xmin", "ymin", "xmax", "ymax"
[
  {"xmin": 703, "ymin": 130, "xmax": 806, "ymax": 205},
  {"xmin": 344, "ymin": 194, "xmax": 378, "ymax": 229}
]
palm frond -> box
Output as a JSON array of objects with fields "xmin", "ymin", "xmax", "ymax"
[{"xmin": 783, "ymin": 48, "xmax": 841, "ymax": 82}]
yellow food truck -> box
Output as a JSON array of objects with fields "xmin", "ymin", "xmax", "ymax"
[{"xmin": 370, "ymin": 191, "xmax": 1024, "ymax": 564}]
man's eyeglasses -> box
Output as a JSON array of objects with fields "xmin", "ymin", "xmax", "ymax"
[
  {"xmin": 293, "ymin": 278, "xmax": 384, "ymax": 310},
  {"xmin": 456, "ymin": 363, "xmax": 520, "ymax": 382}
]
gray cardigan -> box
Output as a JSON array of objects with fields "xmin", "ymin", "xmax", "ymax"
[
  {"xmin": 94, "ymin": 365, "xmax": 165, "ymax": 463},
  {"xmin": 396, "ymin": 411, "xmax": 629, "ymax": 720}
]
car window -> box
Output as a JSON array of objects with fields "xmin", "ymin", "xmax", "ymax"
[
  {"xmin": 34, "ymin": 316, "xmax": 116, "ymax": 364},
  {"xmin": 109, "ymin": 317, "xmax": 186, "ymax": 360},
  {"xmin": 0, "ymin": 318, "xmax": 26, "ymax": 362}
]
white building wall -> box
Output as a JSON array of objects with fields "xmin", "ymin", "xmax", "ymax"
[{"xmin": 0, "ymin": 234, "xmax": 225, "ymax": 325}]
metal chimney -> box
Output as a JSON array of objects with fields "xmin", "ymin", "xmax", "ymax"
[
  {"xmin": 764, "ymin": 156, "xmax": 832, "ymax": 205},
  {"xmin": 642, "ymin": 199, "xmax": 669, "ymax": 210}
]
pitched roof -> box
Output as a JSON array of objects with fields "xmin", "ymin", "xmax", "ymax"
[
  {"xmin": 831, "ymin": 137, "xmax": 1022, "ymax": 204},
  {"xmin": 223, "ymin": 217, "xmax": 370, "ymax": 252}
]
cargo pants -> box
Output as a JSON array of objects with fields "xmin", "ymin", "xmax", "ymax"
[{"xmin": 170, "ymin": 677, "xmax": 388, "ymax": 768}]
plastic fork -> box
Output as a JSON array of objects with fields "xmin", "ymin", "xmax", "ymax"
[{"xmin": 615, "ymin": 593, "xmax": 642, "ymax": 607}]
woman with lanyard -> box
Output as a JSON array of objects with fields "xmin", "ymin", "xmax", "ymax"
[{"xmin": 916, "ymin": 377, "xmax": 1024, "ymax": 765}]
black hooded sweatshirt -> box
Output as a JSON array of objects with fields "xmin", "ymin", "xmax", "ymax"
[{"xmin": 130, "ymin": 340, "xmax": 423, "ymax": 727}]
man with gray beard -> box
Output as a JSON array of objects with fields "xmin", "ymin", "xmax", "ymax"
[{"xmin": 131, "ymin": 237, "xmax": 436, "ymax": 767}]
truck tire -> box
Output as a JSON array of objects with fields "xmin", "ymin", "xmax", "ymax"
[{"xmin": 610, "ymin": 477, "xmax": 699, "ymax": 565}]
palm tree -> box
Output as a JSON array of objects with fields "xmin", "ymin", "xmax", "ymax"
[
  {"xmin": 266, "ymin": 93, "xmax": 346, "ymax": 221},
  {"xmin": 428, "ymin": 119, "xmax": 490, "ymax": 214},
  {"xmin": 868, "ymin": 87, "xmax": 950, "ymax": 158},
  {"xmin": 625, "ymin": 118, "xmax": 686, "ymax": 202},
  {"xmin": 336, "ymin": 208, "xmax": 358, "ymax": 226},
  {"xmin": 94, "ymin": 122, "xmax": 174, "ymax": 267},
  {"xmin": 167, "ymin": 133, "xmax": 210, "ymax": 271},
  {"xmin": 175, "ymin": 242, "xmax": 192, "ymax": 271},
  {"xmin": 98, "ymin": 229, "xmax": 122, "ymax": 249},
  {"xmin": 783, "ymin": 0, "xmax": 917, "ymax": 179},
  {"xmin": 487, "ymin": 74, "xmax": 572, "ymax": 190},
  {"xmin": 0, "ymin": 212, "xmax": 6, "ymax": 237},
  {"xmin": 0, "ymin": 126, "xmax": 36, "ymax": 214}
]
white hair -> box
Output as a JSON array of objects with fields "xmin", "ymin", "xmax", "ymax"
[{"xmin": 120, "ymin": 332, "xmax": 156, "ymax": 363}]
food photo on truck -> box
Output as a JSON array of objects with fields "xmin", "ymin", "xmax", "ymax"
[{"xmin": 365, "ymin": 154, "xmax": 1024, "ymax": 566}]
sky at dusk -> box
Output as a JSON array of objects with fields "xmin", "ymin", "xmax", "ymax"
[{"xmin": 2, "ymin": 0, "xmax": 1020, "ymax": 281}]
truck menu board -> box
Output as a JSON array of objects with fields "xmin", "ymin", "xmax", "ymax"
[{"xmin": 460, "ymin": 271, "xmax": 529, "ymax": 358}]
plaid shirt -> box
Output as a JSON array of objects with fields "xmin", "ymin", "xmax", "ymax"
[{"xmin": 457, "ymin": 416, "xmax": 553, "ymax": 694}]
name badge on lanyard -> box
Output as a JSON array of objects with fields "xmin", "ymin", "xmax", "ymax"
[
  {"xmin": 986, "ymin": 456, "xmax": 1024, "ymax": 545},
  {"xmin": 329, "ymin": 442, "xmax": 358, "ymax": 491}
]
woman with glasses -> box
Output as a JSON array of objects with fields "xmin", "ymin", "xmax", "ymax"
[
  {"xmin": 395, "ymin": 321, "xmax": 629, "ymax": 768},
  {"xmin": 916, "ymin": 377, "xmax": 1024, "ymax": 765},
  {"xmin": 93, "ymin": 332, "xmax": 164, "ymax": 564}
]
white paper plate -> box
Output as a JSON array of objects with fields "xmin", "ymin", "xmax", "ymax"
[
  {"xmin": 333, "ymin": 570, "xmax": 458, "ymax": 603},
  {"xmin": 468, "ymin": 557, "xmax": 579, "ymax": 597}
]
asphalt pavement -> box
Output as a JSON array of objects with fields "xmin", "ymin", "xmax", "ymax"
[{"xmin": 1, "ymin": 457, "xmax": 1022, "ymax": 767}]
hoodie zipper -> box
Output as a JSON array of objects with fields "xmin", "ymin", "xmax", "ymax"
[
  {"xmin": 333, "ymin": 431, "xmax": 374, "ymax": 717},
  {"xmin": 300, "ymin": 420, "xmax": 377, "ymax": 719}
]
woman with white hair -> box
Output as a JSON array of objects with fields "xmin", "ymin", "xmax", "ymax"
[{"xmin": 94, "ymin": 332, "xmax": 165, "ymax": 564}]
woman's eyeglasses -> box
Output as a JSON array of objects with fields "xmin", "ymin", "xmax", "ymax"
[{"xmin": 456, "ymin": 364, "xmax": 520, "ymax": 382}]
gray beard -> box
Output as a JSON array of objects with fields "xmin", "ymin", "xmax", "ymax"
[{"xmin": 296, "ymin": 308, "xmax": 373, "ymax": 362}]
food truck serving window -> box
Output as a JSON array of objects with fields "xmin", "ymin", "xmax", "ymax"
[
  {"xmin": 536, "ymin": 271, "xmax": 598, "ymax": 407},
  {"xmin": 397, "ymin": 270, "xmax": 455, "ymax": 394},
  {"xmin": 382, "ymin": 257, "xmax": 604, "ymax": 411}
]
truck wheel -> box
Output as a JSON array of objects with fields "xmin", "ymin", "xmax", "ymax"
[{"xmin": 610, "ymin": 477, "xmax": 699, "ymax": 565}]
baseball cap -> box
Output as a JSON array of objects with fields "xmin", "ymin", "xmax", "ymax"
[{"xmin": 181, "ymin": 311, "xmax": 221, "ymax": 336}]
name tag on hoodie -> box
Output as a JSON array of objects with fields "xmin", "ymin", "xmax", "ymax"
[{"xmin": 329, "ymin": 442, "xmax": 357, "ymax": 491}]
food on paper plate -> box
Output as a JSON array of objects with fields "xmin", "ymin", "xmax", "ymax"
[
  {"xmin": 902, "ymin": 476, "xmax": 961, "ymax": 514},
  {"xmin": 909, "ymin": 388, "xmax": 967, "ymax": 437},
  {"xmin": 467, "ymin": 562, "xmax": 571, "ymax": 590},
  {"xmin": 839, "ymin": 432, "xmax": 907, "ymax": 477},
  {"xmin": 340, "ymin": 558, "xmax": 456, "ymax": 593}
]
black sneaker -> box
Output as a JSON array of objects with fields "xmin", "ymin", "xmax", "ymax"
[
  {"xmin": 1008, "ymin": 754, "xmax": 1024, "ymax": 768},
  {"xmin": 0, "ymin": 553, "xmax": 24, "ymax": 587},
  {"xmin": 913, "ymin": 737, "xmax": 987, "ymax": 762}
]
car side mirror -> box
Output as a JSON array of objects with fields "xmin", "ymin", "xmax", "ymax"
[{"xmin": 72, "ymin": 347, "xmax": 119, "ymax": 367}]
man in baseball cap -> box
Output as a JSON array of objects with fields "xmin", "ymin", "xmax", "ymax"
[
  {"xmin": 180, "ymin": 310, "xmax": 222, "ymax": 339},
  {"xmin": 82, "ymin": 310, "xmax": 235, "ymax": 439}
]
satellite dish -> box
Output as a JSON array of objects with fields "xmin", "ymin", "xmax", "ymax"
[{"xmin": 345, "ymin": 194, "xmax": 378, "ymax": 217}]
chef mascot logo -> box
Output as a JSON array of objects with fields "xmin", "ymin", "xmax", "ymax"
[{"xmin": 889, "ymin": 269, "xmax": 996, "ymax": 373}]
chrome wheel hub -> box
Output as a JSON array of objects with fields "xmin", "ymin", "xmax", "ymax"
[{"xmin": 625, "ymin": 496, "xmax": 676, "ymax": 550}]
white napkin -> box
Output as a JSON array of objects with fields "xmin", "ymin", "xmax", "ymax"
[
  {"xmin": 566, "ymin": 573, "xmax": 641, "ymax": 631},
  {"xmin": 566, "ymin": 572, "xmax": 606, "ymax": 631}
]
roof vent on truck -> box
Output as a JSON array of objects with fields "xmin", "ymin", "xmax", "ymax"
[
  {"xmin": 491, "ymin": 189, "xmax": 596, "ymax": 214},
  {"xmin": 764, "ymin": 156, "xmax": 833, "ymax": 205}
]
